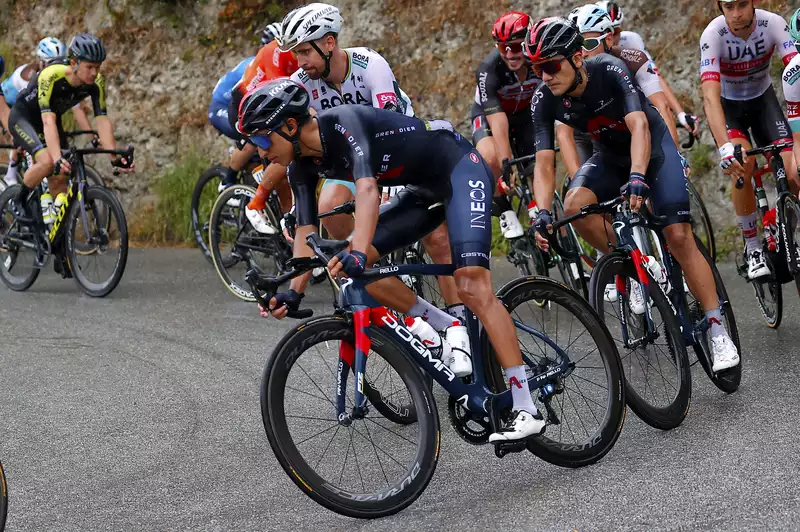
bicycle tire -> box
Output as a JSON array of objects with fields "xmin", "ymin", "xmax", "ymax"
[
  {"xmin": 783, "ymin": 195, "xmax": 800, "ymax": 300},
  {"xmin": 589, "ymin": 253, "xmax": 692, "ymax": 430},
  {"xmin": 0, "ymin": 459, "xmax": 6, "ymax": 532},
  {"xmin": 752, "ymin": 253, "xmax": 783, "ymax": 329},
  {"xmin": 65, "ymin": 186, "xmax": 129, "ymax": 297},
  {"xmin": 84, "ymin": 164, "xmax": 106, "ymax": 188},
  {"xmin": 0, "ymin": 186, "xmax": 40, "ymax": 292},
  {"xmin": 262, "ymin": 315, "xmax": 440, "ymax": 518},
  {"xmin": 191, "ymin": 166, "xmax": 227, "ymax": 262},
  {"xmin": 552, "ymin": 195, "xmax": 588, "ymax": 298},
  {"xmin": 687, "ymin": 179, "xmax": 716, "ymax": 262},
  {"xmin": 485, "ymin": 276, "xmax": 626, "ymax": 468}
]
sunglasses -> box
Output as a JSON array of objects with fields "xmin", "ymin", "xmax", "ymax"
[
  {"xmin": 532, "ymin": 58, "xmax": 565, "ymax": 77},
  {"xmin": 582, "ymin": 33, "xmax": 610, "ymax": 52},
  {"xmin": 250, "ymin": 134, "xmax": 273, "ymax": 150},
  {"xmin": 496, "ymin": 41, "xmax": 524, "ymax": 54}
]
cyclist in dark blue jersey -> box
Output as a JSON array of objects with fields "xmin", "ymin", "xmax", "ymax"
[
  {"xmin": 236, "ymin": 78, "xmax": 547, "ymax": 441},
  {"xmin": 525, "ymin": 17, "xmax": 740, "ymax": 372}
]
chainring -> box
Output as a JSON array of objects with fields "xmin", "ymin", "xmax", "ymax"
[{"xmin": 447, "ymin": 396, "xmax": 491, "ymax": 445}]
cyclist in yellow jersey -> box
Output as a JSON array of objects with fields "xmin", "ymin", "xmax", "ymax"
[{"xmin": 8, "ymin": 33, "xmax": 132, "ymax": 221}]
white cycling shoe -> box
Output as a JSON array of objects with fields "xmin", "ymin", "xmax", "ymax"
[
  {"xmin": 499, "ymin": 210, "xmax": 524, "ymax": 239},
  {"xmin": 711, "ymin": 334, "xmax": 740, "ymax": 372},
  {"xmin": 604, "ymin": 283, "xmax": 618, "ymax": 303},
  {"xmin": 218, "ymin": 182, "xmax": 241, "ymax": 207},
  {"xmin": 245, "ymin": 206, "xmax": 278, "ymax": 235},
  {"xmin": 488, "ymin": 409, "xmax": 545, "ymax": 442},
  {"xmin": 628, "ymin": 281, "xmax": 646, "ymax": 315},
  {"xmin": 746, "ymin": 249, "xmax": 770, "ymax": 279}
]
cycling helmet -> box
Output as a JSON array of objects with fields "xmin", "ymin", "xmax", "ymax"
[
  {"xmin": 492, "ymin": 11, "xmax": 530, "ymax": 42},
  {"xmin": 36, "ymin": 37, "xmax": 66, "ymax": 60},
  {"xmin": 68, "ymin": 33, "xmax": 106, "ymax": 63},
  {"xmin": 791, "ymin": 8, "xmax": 800, "ymax": 43},
  {"xmin": 523, "ymin": 17, "xmax": 584, "ymax": 62},
  {"xmin": 238, "ymin": 78, "xmax": 310, "ymax": 132},
  {"xmin": 569, "ymin": 4, "xmax": 614, "ymax": 35},
  {"xmin": 595, "ymin": 1, "xmax": 624, "ymax": 29},
  {"xmin": 278, "ymin": 3, "xmax": 343, "ymax": 52},
  {"xmin": 261, "ymin": 22, "xmax": 282, "ymax": 45}
]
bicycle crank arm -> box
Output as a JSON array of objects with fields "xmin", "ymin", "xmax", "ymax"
[
  {"xmin": 624, "ymin": 331, "xmax": 660, "ymax": 350},
  {"xmin": 493, "ymin": 439, "xmax": 530, "ymax": 458}
]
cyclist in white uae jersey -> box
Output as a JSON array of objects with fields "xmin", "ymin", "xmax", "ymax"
[
  {"xmin": 701, "ymin": 0, "xmax": 799, "ymax": 279},
  {"xmin": 783, "ymin": 8, "xmax": 800, "ymax": 169}
]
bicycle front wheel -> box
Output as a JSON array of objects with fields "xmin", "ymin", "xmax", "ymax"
[
  {"xmin": 486, "ymin": 276, "xmax": 626, "ymax": 468},
  {"xmin": 589, "ymin": 253, "xmax": 692, "ymax": 430},
  {"xmin": 552, "ymin": 194, "xmax": 588, "ymax": 298},
  {"xmin": 191, "ymin": 166, "xmax": 227, "ymax": 262},
  {"xmin": 0, "ymin": 186, "xmax": 40, "ymax": 292},
  {"xmin": 66, "ymin": 186, "xmax": 129, "ymax": 297},
  {"xmin": 262, "ymin": 315, "xmax": 440, "ymax": 518}
]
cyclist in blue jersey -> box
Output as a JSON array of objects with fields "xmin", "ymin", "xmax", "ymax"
[
  {"xmin": 0, "ymin": 55, "xmax": 8, "ymax": 133},
  {"xmin": 237, "ymin": 78, "xmax": 549, "ymax": 441}
]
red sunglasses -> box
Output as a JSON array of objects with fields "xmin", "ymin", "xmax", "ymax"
[
  {"xmin": 532, "ymin": 58, "xmax": 565, "ymax": 77},
  {"xmin": 496, "ymin": 41, "xmax": 524, "ymax": 54}
]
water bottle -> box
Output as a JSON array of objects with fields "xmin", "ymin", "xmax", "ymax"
[
  {"xmin": 643, "ymin": 255, "xmax": 672, "ymax": 295},
  {"xmin": 763, "ymin": 208, "xmax": 778, "ymax": 252},
  {"xmin": 444, "ymin": 320, "xmax": 472, "ymax": 377},
  {"xmin": 53, "ymin": 192, "xmax": 68, "ymax": 223},
  {"xmin": 527, "ymin": 200, "xmax": 538, "ymax": 220},
  {"xmin": 755, "ymin": 186, "xmax": 768, "ymax": 210},
  {"xmin": 404, "ymin": 317, "xmax": 449, "ymax": 361},
  {"xmin": 40, "ymin": 193, "xmax": 54, "ymax": 225}
]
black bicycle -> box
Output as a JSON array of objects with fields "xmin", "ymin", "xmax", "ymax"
[
  {"xmin": 191, "ymin": 155, "xmax": 261, "ymax": 261},
  {"xmin": 548, "ymin": 195, "xmax": 739, "ymax": 430},
  {"xmin": 0, "ymin": 145, "xmax": 132, "ymax": 297},
  {"xmin": 249, "ymin": 232, "xmax": 625, "ymax": 518},
  {"xmin": 732, "ymin": 141, "xmax": 800, "ymax": 328}
]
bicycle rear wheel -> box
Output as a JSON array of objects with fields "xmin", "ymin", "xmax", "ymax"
[
  {"xmin": 209, "ymin": 185, "xmax": 289, "ymax": 301},
  {"xmin": 0, "ymin": 186, "xmax": 40, "ymax": 291},
  {"xmin": 262, "ymin": 315, "xmax": 440, "ymax": 518},
  {"xmin": 782, "ymin": 195, "xmax": 800, "ymax": 299},
  {"xmin": 191, "ymin": 166, "xmax": 227, "ymax": 262},
  {"xmin": 687, "ymin": 179, "xmax": 716, "ymax": 262},
  {"xmin": 589, "ymin": 252, "xmax": 692, "ymax": 430},
  {"xmin": 66, "ymin": 186, "xmax": 129, "ymax": 297},
  {"xmin": 486, "ymin": 277, "xmax": 626, "ymax": 468}
]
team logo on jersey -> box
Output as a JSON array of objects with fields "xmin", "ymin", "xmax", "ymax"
[
  {"xmin": 351, "ymin": 52, "xmax": 370, "ymax": 69},
  {"xmin": 376, "ymin": 92, "xmax": 398, "ymax": 107},
  {"xmin": 272, "ymin": 47, "xmax": 281, "ymax": 67},
  {"xmin": 319, "ymin": 91, "xmax": 371, "ymax": 109},
  {"xmin": 312, "ymin": 89, "xmax": 319, "ymax": 99},
  {"xmin": 469, "ymin": 153, "xmax": 479, "ymax": 164},
  {"xmin": 784, "ymin": 64, "xmax": 800, "ymax": 85},
  {"xmin": 563, "ymin": 98, "xmax": 572, "ymax": 108},
  {"xmin": 473, "ymin": 116, "xmax": 482, "ymax": 130}
]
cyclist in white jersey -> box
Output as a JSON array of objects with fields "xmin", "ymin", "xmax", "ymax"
[
  {"xmin": 701, "ymin": 0, "xmax": 799, "ymax": 278},
  {"xmin": 596, "ymin": 0, "xmax": 700, "ymax": 137},
  {"xmin": 782, "ymin": 9, "xmax": 800, "ymax": 170}
]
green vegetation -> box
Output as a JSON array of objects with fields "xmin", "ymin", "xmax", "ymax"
[
  {"xmin": 689, "ymin": 142, "xmax": 716, "ymax": 178},
  {"xmin": 130, "ymin": 150, "xmax": 213, "ymax": 245}
]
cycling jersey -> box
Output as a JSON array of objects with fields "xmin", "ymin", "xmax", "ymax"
[
  {"xmin": 1, "ymin": 65, "xmax": 30, "ymax": 107},
  {"xmin": 238, "ymin": 40, "xmax": 298, "ymax": 96},
  {"xmin": 782, "ymin": 53, "xmax": 800, "ymax": 133},
  {"xmin": 289, "ymin": 105, "xmax": 492, "ymax": 268},
  {"xmin": 290, "ymin": 47, "xmax": 414, "ymax": 116},
  {"xmin": 472, "ymin": 49, "xmax": 543, "ymax": 117},
  {"xmin": 211, "ymin": 56, "xmax": 253, "ymax": 106},
  {"xmin": 533, "ymin": 54, "xmax": 688, "ymax": 225},
  {"xmin": 700, "ymin": 10, "xmax": 796, "ymax": 100},
  {"xmin": 619, "ymin": 31, "xmax": 648, "ymax": 55}
]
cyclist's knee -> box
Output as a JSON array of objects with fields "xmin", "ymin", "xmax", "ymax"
[
  {"xmin": 564, "ymin": 187, "xmax": 594, "ymax": 216},
  {"xmin": 422, "ymin": 225, "xmax": 451, "ymax": 262},
  {"xmin": 319, "ymin": 184, "xmax": 353, "ymax": 212},
  {"xmin": 34, "ymin": 151, "xmax": 54, "ymax": 175},
  {"xmin": 454, "ymin": 266, "xmax": 493, "ymax": 310},
  {"xmin": 663, "ymin": 224, "xmax": 695, "ymax": 259},
  {"xmin": 475, "ymin": 137, "xmax": 500, "ymax": 177}
]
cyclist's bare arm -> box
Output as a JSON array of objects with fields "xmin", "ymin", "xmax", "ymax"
[
  {"xmin": 533, "ymin": 148, "xmax": 556, "ymax": 213},
  {"xmin": 0, "ymin": 97, "xmax": 9, "ymax": 132},
  {"xmin": 42, "ymin": 113, "xmax": 63, "ymax": 164},
  {"xmin": 71, "ymin": 104, "xmax": 93, "ymax": 135},
  {"xmin": 625, "ymin": 111, "xmax": 650, "ymax": 175},
  {"xmin": 648, "ymin": 91, "xmax": 679, "ymax": 146},
  {"xmin": 555, "ymin": 123, "xmax": 581, "ymax": 178},
  {"xmin": 702, "ymin": 80, "xmax": 746, "ymax": 175},
  {"xmin": 485, "ymin": 112, "xmax": 513, "ymax": 169},
  {"xmin": 346, "ymin": 178, "xmax": 379, "ymax": 255},
  {"xmin": 96, "ymin": 116, "xmax": 116, "ymax": 152},
  {"xmin": 286, "ymin": 224, "xmax": 315, "ymax": 294}
]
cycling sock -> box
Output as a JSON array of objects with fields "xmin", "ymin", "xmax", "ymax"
[
  {"xmin": 247, "ymin": 184, "xmax": 269, "ymax": 211},
  {"xmin": 221, "ymin": 166, "xmax": 238, "ymax": 187},
  {"xmin": 705, "ymin": 308, "xmax": 725, "ymax": 339},
  {"xmin": 4, "ymin": 160, "xmax": 18, "ymax": 184},
  {"xmin": 445, "ymin": 303, "xmax": 466, "ymax": 323},
  {"xmin": 505, "ymin": 365, "xmax": 538, "ymax": 414},
  {"xmin": 737, "ymin": 213, "xmax": 759, "ymax": 254},
  {"xmin": 409, "ymin": 297, "xmax": 453, "ymax": 331},
  {"xmin": 492, "ymin": 195, "xmax": 513, "ymax": 216}
]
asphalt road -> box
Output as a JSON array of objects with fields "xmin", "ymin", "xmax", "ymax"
[{"xmin": 2, "ymin": 249, "xmax": 800, "ymax": 531}]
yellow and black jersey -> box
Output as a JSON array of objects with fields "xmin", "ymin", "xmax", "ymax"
[{"xmin": 16, "ymin": 64, "xmax": 106, "ymax": 118}]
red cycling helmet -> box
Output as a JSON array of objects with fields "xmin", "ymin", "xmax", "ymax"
[{"xmin": 492, "ymin": 11, "xmax": 530, "ymax": 42}]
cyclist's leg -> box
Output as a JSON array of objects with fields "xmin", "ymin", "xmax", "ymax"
[
  {"xmin": 45, "ymin": 125, "xmax": 69, "ymax": 197},
  {"xmin": 208, "ymin": 101, "xmax": 248, "ymax": 186},
  {"xmin": 444, "ymin": 147, "xmax": 545, "ymax": 439},
  {"xmin": 8, "ymin": 108, "xmax": 53, "ymax": 216},
  {"xmin": 318, "ymin": 180, "xmax": 355, "ymax": 240},
  {"xmin": 563, "ymin": 152, "xmax": 620, "ymax": 252},
  {"xmin": 472, "ymin": 114, "xmax": 501, "ymax": 178},
  {"xmin": 4, "ymin": 148, "xmax": 21, "ymax": 186},
  {"xmin": 650, "ymin": 134, "xmax": 739, "ymax": 369},
  {"xmin": 229, "ymin": 141, "xmax": 257, "ymax": 184},
  {"xmin": 750, "ymin": 86, "xmax": 800, "ymax": 194},
  {"xmin": 421, "ymin": 224, "xmax": 461, "ymax": 305},
  {"xmin": 248, "ymin": 162, "xmax": 287, "ymax": 212}
]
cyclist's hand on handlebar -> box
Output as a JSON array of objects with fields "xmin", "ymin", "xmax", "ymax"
[
  {"xmin": 678, "ymin": 112, "xmax": 700, "ymax": 136},
  {"xmin": 622, "ymin": 172, "xmax": 649, "ymax": 213},
  {"xmin": 508, "ymin": 165, "xmax": 521, "ymax": 189},
  {"xmin": 329, "ymin": 249, "xmax": 368, "ymax": 278},
  {"xmin": 533, "ymin": 209, "xmax": 554, "ymax": 252},
  {"xmin": 262, "ymin": 289, "xmax": 303, "ymax": 320},
  {"xmin": 54, "ymin": 156, "xmax": 71, "ymax": 176},
  {"xmin": 719, "ymin": 142, "xmax": 745, "ymax": 178},
  {"xmin": 111, "ymin": 154, "xmax": 135, "ymax": 173}
]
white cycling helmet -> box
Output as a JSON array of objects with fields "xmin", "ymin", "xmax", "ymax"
[
  {"xmin": 36, "ymin": 37, "xmax": 66, "ymax": 60},
  {"xmin": 569, "ymin": 4, "xmax": 614, "ymax": 34},
  {"xmin": 278, "ymin": 3, "xmax": 343, "ymax": 52},
  {"xmin": 595, "ymin": 1, "xmax": 624, "ymax": 29},
  {"xmin": 261, "ymin": 22, "xmax": 282, "ymax": 45}
]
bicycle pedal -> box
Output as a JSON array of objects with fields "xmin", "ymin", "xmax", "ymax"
[{"xmin": 493, "ymin": 440, "xmax": 528, "ymax": 458}]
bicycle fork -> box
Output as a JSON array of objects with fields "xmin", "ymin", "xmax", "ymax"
[{"xmin": 335, "ymin": 306, "xmax": 375, "ymax": 426}]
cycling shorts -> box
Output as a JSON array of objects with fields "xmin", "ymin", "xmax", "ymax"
[
  {"xmin": 8, "ymin": 106, "xmax": 66, "ymax": 158},
  {"xmin": 208, "ymin": 101, "xmax": 245, "ymax": 143},
  {"xmin": 568, "ymin": 131, "xmax": 690, "ymax": 226},
  {"xmin": 470, "ymin": 110, "xmax": 535, "ymax": 157},
  {"xmin": 722, "ymin": 85, "xmax": 792, "ymax": 149},
  {"xmin": 574, "ymin": 130, "xmax": 595, "ymax": 167},
  {"xmin": 321, "ymin": 178, "xmax": 357, "ymax": 196},
  {"xmin": 372, "ymin": 150, "xmax": 494, "ymax": 269}
]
